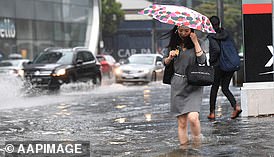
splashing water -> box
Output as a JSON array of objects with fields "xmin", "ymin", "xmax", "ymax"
[
  {"xmin": 0, "ymin": 76, "xmax": 76, "ymax": 109},
  {"xmin": 0, "ymin": 76, "xmax": 152, "ymax": 110},
  {"xmin": 0, "ymin": 76, "xmax": 24, "ymax": 98}
]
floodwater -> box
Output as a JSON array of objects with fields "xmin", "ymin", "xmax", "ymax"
[{"xmin": 0, "ymin": 76, "xmax": 274, "ymax": 157}]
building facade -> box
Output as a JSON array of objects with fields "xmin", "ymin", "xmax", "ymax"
[{"xmin": 0, "ymin": 0, "xmax": 100, "ymax": 60}]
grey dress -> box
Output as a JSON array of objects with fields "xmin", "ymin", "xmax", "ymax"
[{"xmin": 163, "ymin": 47, "xmax": 206, "ymax": 117}]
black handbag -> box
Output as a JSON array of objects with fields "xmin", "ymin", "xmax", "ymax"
[
  {"xmin": 186, "ymin": 63, "xmax": 214, "ymax": 86},
  {"xmin": 163, "ymin": 59, "xmax": 174, "ymax": 85}
]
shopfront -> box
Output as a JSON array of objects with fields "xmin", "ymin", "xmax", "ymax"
[{"xmin": 0, "ymin": 0, "xmax": 99, "ymax": 60}]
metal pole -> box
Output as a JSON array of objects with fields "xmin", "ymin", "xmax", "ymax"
[
  {"xmin": 186, "ymin": 0, "xmax": 192, "ymax": 8},
  {"xmin": 217, "ymin": 0, "xmax": 224, "ymax": 27},
  {"xmin": 152, "ymin": 20, "xmax": 156, "ymax": 54},
  {"xmin": 99, "ymin": 0, "xmax": 103, "ymax": 54},
  {"xmin": 151, "ymin": 0, "xmax": 156, "ymax": 54},
  {"xmin": 175, "ymin": 0, "xmax": 181, "ymax": 5}
]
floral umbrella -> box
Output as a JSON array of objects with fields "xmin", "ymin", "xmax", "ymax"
[{"xmin": 138, "ymin": 4, "xmax": 215, "ymax": 33}]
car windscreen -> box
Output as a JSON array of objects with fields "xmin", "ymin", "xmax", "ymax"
[
  {"xmin": 96, "ymin": 56, "xmax": 105, "ymax": 62},
  {"xmin": 0, "ymin": 60, "xmax": 20, "ymax": 67},
  {"xmin": 128, "ymin": 56, "xmax": 154, "ymax": 65},
  {"xmin": 0, "ymin": 61, "xmax": 13, "ymax": 67},
  {"xmin": 33, "ymin": 51, "xmax": 73, "ymax": 64}
]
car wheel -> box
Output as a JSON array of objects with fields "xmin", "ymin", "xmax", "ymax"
[
  {"xmin": 49, "ymin": 86, "xmax": 60, "ymax": 91},
  {"xmin": 68, "ymin": 75, "xmax": 75, "ymax": 83},
  {"xmin": 115, "ymin": 77, "xmax": 122, "ymax": 84},
  {"xmin": 115, "ymin": 79, "xmax": 122, "ymax": 84},
  {"xmin": 22, "ymin": 80, "xmax": 31, "ymax": 89},
  {"xmin": 151, "ymin": 71, "xmax": 157, "ymax": 81},
  {"xmin": 93, "ymin": 75, "xmax": 101, "ymax": 86},
  {"xmin": 21, "ymin": 80, "xmax": 34, "ymax": 94}
]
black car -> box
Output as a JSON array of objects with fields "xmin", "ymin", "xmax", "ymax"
[{"xmin": 23, "ymin": 47, "xmax": 102, "ymax": 90}]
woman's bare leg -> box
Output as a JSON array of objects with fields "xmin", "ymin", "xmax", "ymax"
[
  {"xmin": 177, "ymin": 115, "xmax": 188, "ymax": 145},
  {"xmin": 188, "ymin": 112, "xmax": 201, "ymax": 143}
]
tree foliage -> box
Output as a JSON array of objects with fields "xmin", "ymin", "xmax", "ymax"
[
  {"xmin": 194, "ymin": 2, "xmax": 242, "ymax": 49},
  {"xmin": 101, "ymin": 0, "xmax": 124, "ymax": 36},
  {"xmin": 194, "ymin": 3, "xmax": 241, "ymax": 30}
]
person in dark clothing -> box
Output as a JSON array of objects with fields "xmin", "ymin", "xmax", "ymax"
[{"xmin": 207, "ymin": 16, "xmax": 242, "ymax": 119}]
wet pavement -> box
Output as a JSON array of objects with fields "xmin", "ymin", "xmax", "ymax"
[{"xmin": 0, "ymin": 77, "xmax": 274, "ymax": 157}]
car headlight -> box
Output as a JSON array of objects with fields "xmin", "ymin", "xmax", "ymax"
[
  {"xmin": 114, "ymin": 67, "xmax": 122, "ymax": 75},
  {"xmin": 18, "ymin": 69, "xmax": 24, "ymax": 77},
  {"xmin": 52, "ymin": 69, "xmax": 66, "ymax": 76},
  {"xmin": 143, "ymin": 69, "xmax": 149, "ymax": 73}
]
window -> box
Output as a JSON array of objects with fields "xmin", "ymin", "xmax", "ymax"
[
  {"xmin": 35, "ymin": 21, "xmax": 54, "ymax": 40},
  {"xmin": 53, "ymin": 22, "xmax": 65, "ymax": 41},
  {"xmin": 129, "ymin": 56, "xmax": 154, "ymax": 65},
  {"xmin": 53, "ymin": 3, "xmax": 63, "ymax": 22},
  {"xmin": 16, "ymin": 20, "xmax": 33, "ymax": 40},
  {"xmin": 35, "ymin": 1, "xmax": 54, "ymax": 21},
  {"xmin": 76, "ymin": 51, "xmax": 84, "ymax": 61},
  {"xmin": 156, "ymin": 56, "xmax": 162, "ymax": 63},
  {"xmin": 82, "ymin": 51, "xmax": 94, "ymax": 62},
  {"xmin": 16, "ymin": 0, "xmax": 34, "ymax": 19},
  {"xmin": 33, "ymin": 51, "xmax": 73, "ymax": 64},
  {"xmin": 0, "ymin": 0, "xmax": 15, "ymax": 18}
]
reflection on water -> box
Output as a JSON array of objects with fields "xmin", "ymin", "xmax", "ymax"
[
  {"xmin": 159, "ymin": 148, "xmax": 202, "ymax": 157},
  {"xmin": 54, "ymin": 103, "xmax": 71, "ymax": 117},
  {"xmin": 115, "ymin": 105, "xmax": 126, "ymax": 109},
  {"xmin": 145, "ymin": 113, "xmax": 152, "ymax": 122},
  {"xmin": 114, "ymin": 118, "xmax": 127, "ymax": 123},
  {"xmin": 32, "ymin": 130, "xmax": 72, "ymax": 135},
  {"xmin": 143, "ymin": 89, "xmax": 151, "ymax": 104}
]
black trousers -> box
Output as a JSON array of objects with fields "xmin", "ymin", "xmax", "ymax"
[{"xmin": 209, "ymin": 66, "xmax": 236, "ymax": 113}]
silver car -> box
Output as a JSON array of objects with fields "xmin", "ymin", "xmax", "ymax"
[
  {"xmin": 0, "ymin": 59, "xmax": 30, "ymax": 78},
  {"xmin": 114, "ymin": 54, "xmax": 164, "ymax": 84}
]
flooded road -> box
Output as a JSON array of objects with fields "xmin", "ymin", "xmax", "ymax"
[{"xmin": 0, "ymin": 76, "xmax": 274, "ymax": 157}]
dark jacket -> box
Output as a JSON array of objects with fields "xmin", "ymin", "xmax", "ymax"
[{"xmin": 207, "ymin": 29, "xmax": 230, "ymax": 66}]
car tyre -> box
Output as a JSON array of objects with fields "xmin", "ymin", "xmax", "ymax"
[
  {"xmin": 93, "ymin": 75, "xmax": 101, "ymax": 86},
  {"xmin": 115, "ymin": 78, "xmax": 122, "ymax": 84},
  {"xmin": 151, "ymin": 71, "xmax": 157, "ymax": 81},
  {"xmin": 49, "ymin": 86, "xmax": 60, "ymax": 91},
  {"xmin": 68, "ymin": 75, "xmax": 75, "ymax": 83}
]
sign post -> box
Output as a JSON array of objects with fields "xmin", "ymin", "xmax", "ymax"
[
  {"xmin": 241, "ymin": 0, "xmax": 274, "ymax": 117},
  {"xmin": 273, "ymin": 0, "xmax": 274, "ymax": 78}
]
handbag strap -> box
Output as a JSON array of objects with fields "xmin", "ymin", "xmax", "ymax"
[{"xmin": 195, "ymin": 56, "xmax": 208, "ymax": 66}]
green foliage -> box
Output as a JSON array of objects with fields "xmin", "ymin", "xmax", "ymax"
[
  {"xmin": 194, "ymin": 2, "xmax": 242, "ymax": 50},
  {"xmin": 102, "ymin": 0, "xmax": 124, "ymax": 35},
  {"xmin": 194, "ymin": 2, "xmax": 241, "ymax": 29}
]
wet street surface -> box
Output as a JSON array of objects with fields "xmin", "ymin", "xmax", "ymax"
[{"xmin": 0, "ymin": 77, "xmax": 274, "ymax": 157}]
